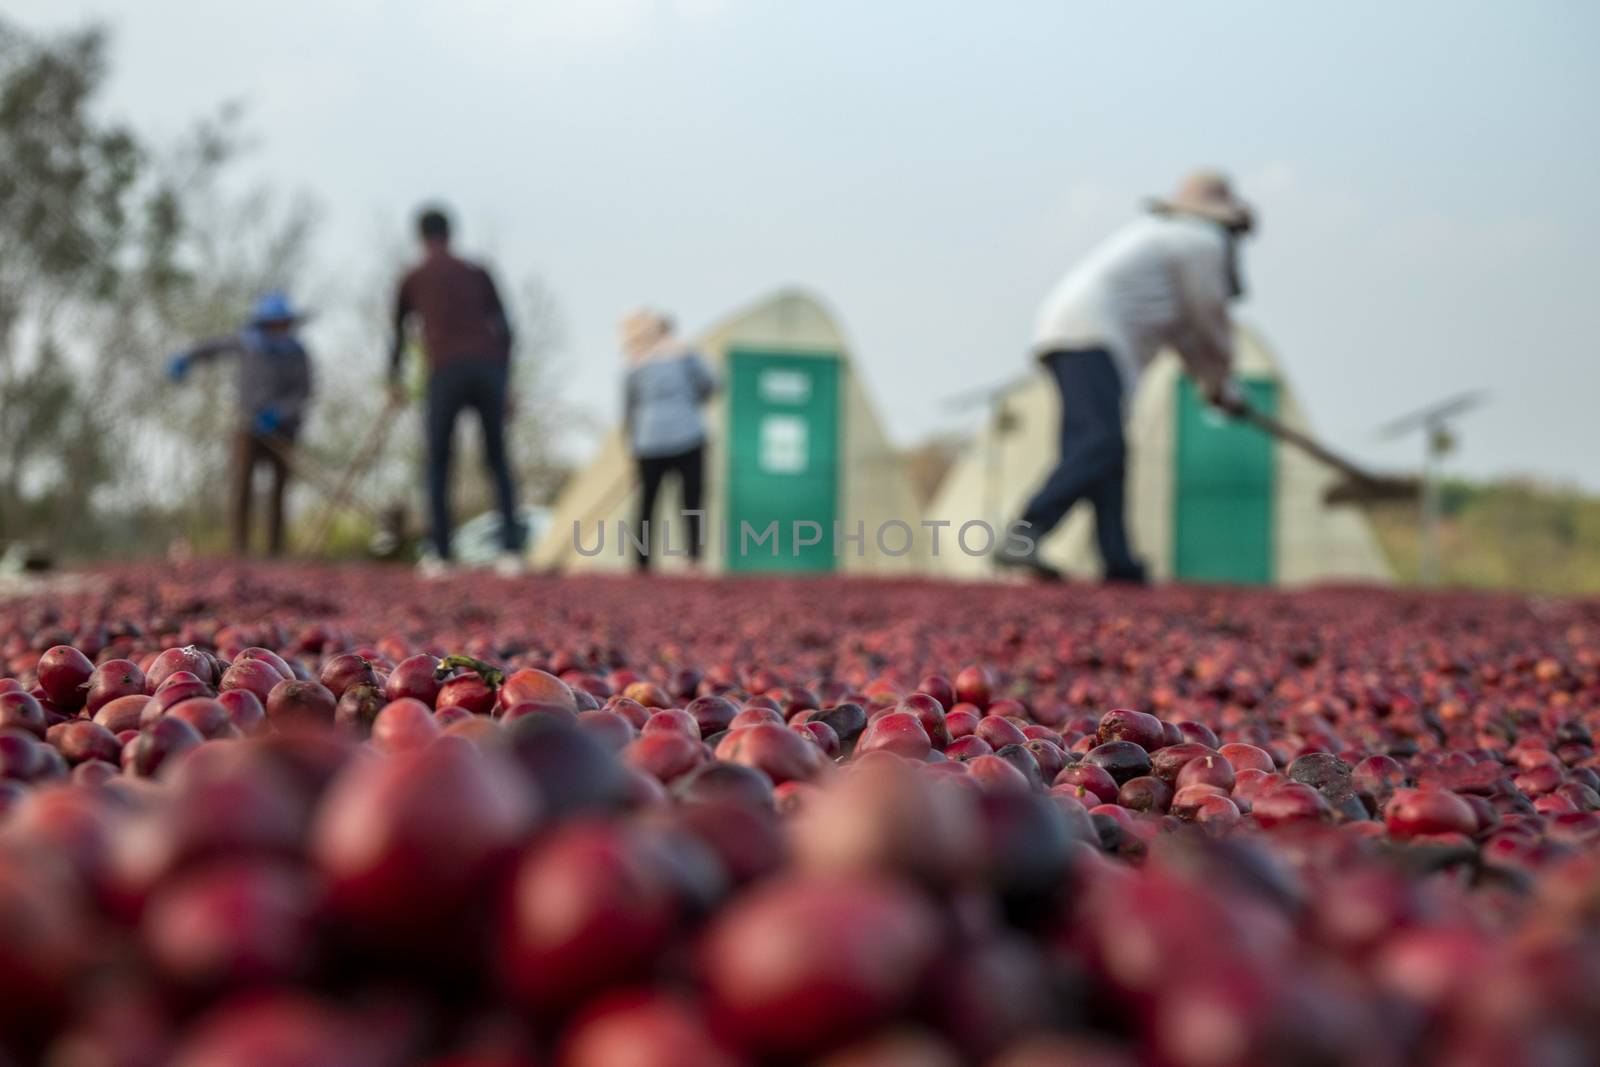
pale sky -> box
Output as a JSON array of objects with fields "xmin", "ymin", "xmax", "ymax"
[{"xmin": 11, "ymin": 0, "xmax": 1600, "ymax": 487}]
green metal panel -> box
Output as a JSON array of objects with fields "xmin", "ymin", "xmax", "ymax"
[
  {"xmin": 724, "ymin": 350, "xmax": 841, "ymax": 573},
  {"xmin": 1172, "ymin": 376, "xmax": 1277, "ymax": 584}
]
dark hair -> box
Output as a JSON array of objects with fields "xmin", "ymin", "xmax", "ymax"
[{"xmin": 417, "ymin": 207, "xmax": 451, "ymax": 241}]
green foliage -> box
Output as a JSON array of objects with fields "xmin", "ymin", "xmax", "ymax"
[
  {"xmin": 0, "ymin": 23, "xmax": 136, "ymax": 545},
  {"xmin": 1370, "ymin": 479, "xmax": 1600, "ymax": 596},
  {"xmin": 0, "ymin": 18, "xmax": 236, "ymax": 553},
  {"xmin": 0, "ymin": 19, "xmax": 574, "ymax": 564},
  {"xmin": 0, "ymin": 19, "xmax": 327, "ymax": 558},
  {"xmin": 0, "ymin": 24, "xmax": 137, "ymax": 294}
]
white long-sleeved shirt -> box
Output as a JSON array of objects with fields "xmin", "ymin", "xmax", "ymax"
[{"xmin": 1032, "ymin": 214, "xmax": 1235, "ymax": 410}]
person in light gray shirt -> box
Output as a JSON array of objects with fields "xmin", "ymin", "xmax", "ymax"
[
  {"xmin": 621, "ymin": 309, "xmax": 717, "ymax": 571},
  {"xmin": 998, "ymin": 169, "xmax": 1255, "ymax": 584}
]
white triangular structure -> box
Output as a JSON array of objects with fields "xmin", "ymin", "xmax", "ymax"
[
  {"xmin": 924, "ymin": 323, "xmax": 1394, "ymax": 584},
  {"xmin": 532, "ymin": 288, "xmax": 927, "ymax": 574}
]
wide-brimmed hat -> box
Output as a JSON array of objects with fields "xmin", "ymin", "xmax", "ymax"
[
  {"xmin": 619, "ymin": 307, "xmax": 671, "ymax": 359},
  {"xmin": 1148, "ymin": 169, "xmax": 1254, "ymax": 233},
  {"xmin": 249, "ymin": 290, "xmax": 310, "ymax": 326}
]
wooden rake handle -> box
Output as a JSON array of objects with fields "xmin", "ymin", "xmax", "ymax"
[
  {"xmin": 260, "ymin": 397, "xmax": 404, "ymax": 556},
  {"xmin": 1234, "ymin": 405, "xmax": 1419, "ymax": 503},
  {"xmin": 1236, "ymin": 406, "xmax": 1373, "ymax": 483}
]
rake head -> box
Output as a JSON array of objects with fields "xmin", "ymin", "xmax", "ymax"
[{"xmin": 1323, "ymin": 474, "xmax": 1421, "ymax": 506}]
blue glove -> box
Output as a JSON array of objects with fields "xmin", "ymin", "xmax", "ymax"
[
  {"xmin": 252, "ymin": 408, "xmax": 283, "ymax": 434},
  {"xmin": 167, "ymin": 353, "xmax": 192, "ymax": 381}
]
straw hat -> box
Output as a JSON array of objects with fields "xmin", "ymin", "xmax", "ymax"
[
  {"xmin": 1149, "ymin": 169, "xmax": 1254, "ymax": 233},
  {"xmin": 619, "ymin": 308, "xmax": 671, "ymax": 360}
]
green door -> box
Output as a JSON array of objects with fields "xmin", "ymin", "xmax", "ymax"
[
  {"xmin": 1172, "ymin": 376, "xmax": 1277, "ymax": 584},
  {"xmin": 724, "ymin": 350, "xmax": 841, "ymax": 573}
]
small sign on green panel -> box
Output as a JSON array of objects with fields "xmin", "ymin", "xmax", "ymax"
[
  {"xmin": 724, "ymin": 350, "xmax": 841, "ymax": 573},
  {"xmin": 1172, "ymin": 377, "xmax": 1277, "ymax": 584}
]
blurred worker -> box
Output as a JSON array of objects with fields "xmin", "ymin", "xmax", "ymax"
[
  {"xmin": 622, "ymin": 309, "xmax": 717, "ymax": 572},
  {"xmin": 389, "ymin": 206, "xmax": 522, "ymax": 578},
  {"xmin": 168, "ymin": 290, "xmax": 314, "ymax": 557},
  {"xmin": 998, "ymin": 169, "xmax": 1255, "ymax": 584}
]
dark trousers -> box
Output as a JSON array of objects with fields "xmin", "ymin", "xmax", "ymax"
[
  {"xmin": 1020, "ymin": 349, "xmax": 1145, "ymax": 582},
  {"xmin": 635, "ymin": 443, "xmax": 705, "ymax": 570},
  {"xmin": 426, "ymin": 361, "xmax": 520, "ymax": 560},
  {"xmin": 231, "ymin": 428, "xmax": 293, "ymax": 557}
]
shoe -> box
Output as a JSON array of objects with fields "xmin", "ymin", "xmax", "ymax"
[
  {"xmin": 416, "ymin": 554, "xmax": 453, "ymax": 580},
  {"xmin": 994, "ymin": 539, "xmax": 1063, "ymax": 582},
  {"xmin": 493, "ymin": 552, "xmax": 528, "ymax": 578}
]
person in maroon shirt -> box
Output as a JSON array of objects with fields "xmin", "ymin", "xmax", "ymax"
[{"xmin": 390, "ymin": 207, "xmax": 523, "ymax": 575}]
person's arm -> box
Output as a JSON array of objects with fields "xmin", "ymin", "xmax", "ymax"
[
  {"xmin": 168, "ymin": 335, "xmax": 243, "ymax": 380},
  {"xmin": 1170, "ymin": 236, "xmax": 1238, "ymax": 406},
  {"xmin": 481, "ymin": 267, "xmax": 513, "ymax": 362},
  {"xmin": 689, "ymin": 353, "xmax": 719, "ymax": 403},
  {"xmin": 281, "ymin": 344, "xmax": 313, "ymax": 424}
]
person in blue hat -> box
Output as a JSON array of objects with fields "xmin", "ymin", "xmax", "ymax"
[{"xmin": 168, "ymin": 291, "xmax": 315, "ymax": 556}]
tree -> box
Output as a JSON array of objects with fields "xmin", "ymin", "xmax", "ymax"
[
  {"xmin": 0, "ymin": 18, "xmax": 317, "ymax": 557},
  {"xmin": 0, "ymin": 20, "xmax": 159, "ymax": 545},
  {"xmin": 0, "ymin": 19, "xmax": 571, "ymax": 562},
  {"xmin": 506, "ymin": 271, "xmax": 573, "ymax": 506}
]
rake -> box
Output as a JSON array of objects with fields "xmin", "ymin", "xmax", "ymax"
[
  {"xmin": 259, "ymin": 396, "xmax": 404, "ymax": 555},
  {"xmin": 1234, "ymin": 406, "xmax": 1419, "ymax": 505}
]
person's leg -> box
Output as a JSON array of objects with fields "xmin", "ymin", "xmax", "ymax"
[
  {"xmin": 1068, "ymin": 351, "xmax": 1143, "ymax": 582},
  {"xmin": 425, "ymin": 366, "xmax": 463, "ymax": 560},
  {"xmin": 1017, "ymin": 351, "xmax": 1126, "ymax": 539},
  {"xmin": 470, "ymin": 363, "xmax": 522, "ymax": 552},
  {"xmin": 265, "ymin": 432, "xmax": 292, "ymax": 558},
  {"xmin": 679, "ymin": 444, "xmax": 706, "ymax": 561},
  {"xmin": 635, "ymin": 454, "xmax": 668, "ymax": 571},
  {"xmin": 229, "ymin": 429, "xmax": 256, "ymax": 556},
  {"xmin": 1087, "ymin": 449, "xmax": 1145, "ymax": 583}
]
